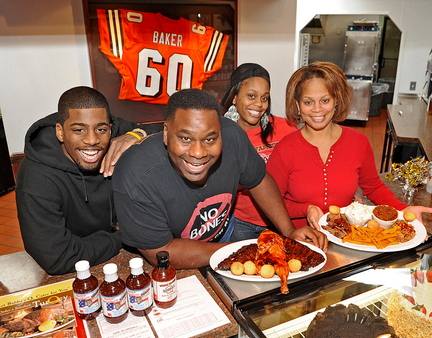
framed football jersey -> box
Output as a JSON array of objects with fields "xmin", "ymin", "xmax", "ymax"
[{"xmin": 83, "ymin": 0, "xmax": 236, "ymax": 124}]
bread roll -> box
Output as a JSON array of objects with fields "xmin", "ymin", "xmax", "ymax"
[
  {"xmin": 260, "ymin": 264, "xmax": 275, "ymax": 278},
  {"xmin": 230, "ymin": 262, "xmax": 244, "ymax": 276},
  {"xmin": 244, "ymin": 261, "xmax": 257, "ymax": 275},
  {"xmin": 403, "ymin": 211, "xmax": 416, "ymax": 222},
  {"xmin": 329, "ymin": 205, "xmax": 341, "ymax": 215}
]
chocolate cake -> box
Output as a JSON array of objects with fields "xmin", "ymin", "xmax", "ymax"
[{"xmin": 305, "ymin": 303, "xmax": 398, "ymax": 338}]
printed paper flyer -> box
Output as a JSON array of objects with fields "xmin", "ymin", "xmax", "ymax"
[{"xmin": 0, "ymin": 279, "xmax": 80, "ymax": 338}]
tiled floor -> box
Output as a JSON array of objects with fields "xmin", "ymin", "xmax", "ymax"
[
  {"xmin": 0, "ymin": 190, "xmax": 24, "ymax": 255},
  {"xmin": 0, "ymin": 109, "xmax": 388, "ymax": 257}
]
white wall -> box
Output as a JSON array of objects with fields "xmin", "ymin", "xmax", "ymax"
[
  {"xmin": 237, "ymin": 0, "xmax": 297, "ymax": 117},
  {"xmin": 0, "ymin": 0, "xmax": 92, "ymax": 155},
  {"xmin": 1, "ymin": 0, "xmax": 431, "ymax": 154}
]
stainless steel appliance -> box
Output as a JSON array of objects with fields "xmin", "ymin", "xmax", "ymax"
[{"xmin": 343, "ymin": 24, "xmax": 380, "ymax": 121}]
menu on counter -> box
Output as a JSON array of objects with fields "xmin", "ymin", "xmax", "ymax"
[
  {"xmin": 0, "ymin": 279, "xmax": 86, "ymax": 338},
  {"xmin": 96, "ymin": 275, "xmax": 230, "ymax": 338}
]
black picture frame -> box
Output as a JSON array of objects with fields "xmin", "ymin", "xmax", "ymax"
[{"xmin": 83, "ymin": 0, "xmax": 236, "ymax": 124}]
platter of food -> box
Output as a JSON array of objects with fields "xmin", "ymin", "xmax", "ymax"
[
  {"xmin": 318, "ymin": 205, "xmax": 427, "ymax": 252},
  {"xmin": 210, "ymin": 238, "xmax": 327, "ymax": 283}
]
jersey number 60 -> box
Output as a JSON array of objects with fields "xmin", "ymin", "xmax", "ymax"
[{"xmin": 136, "ymin": 49, "xmax": 193, "ymax": 98}]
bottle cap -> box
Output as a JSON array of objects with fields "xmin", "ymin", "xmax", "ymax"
[
  {"xmin": 129, "ymin": 257, "xmax": 144, "ymax": 269},
  {"xmin": 156, "ymin": 251, "xmax": 169, "ymax": 262},
  {"xmin": 103, "ymin": 263, "xmax": 118, "ymax": 275},
  {"xmin": 75, "ymin": 260, "xmax": 90, "ymax": 272}
]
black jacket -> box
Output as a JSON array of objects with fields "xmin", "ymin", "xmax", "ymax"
[{"xmin": 16, "ymin": 112, "xmax": 162, "ymax": 274}]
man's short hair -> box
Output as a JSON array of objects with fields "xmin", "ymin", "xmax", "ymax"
[
  {"xmin": 57, "ymin": 86, "xmax": 111, "ymax": 125},
  {"xmin": 166, "ymin": 89, "xmax": 221, "ymax": 121}
]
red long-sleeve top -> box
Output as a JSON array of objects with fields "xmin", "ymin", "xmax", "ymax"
[{"xmin": 267, "ymin": 126, "xmax": 407, "ymax": 228}]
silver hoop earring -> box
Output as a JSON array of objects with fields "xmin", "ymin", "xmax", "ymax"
[
  {"xmin": 224, "ymin": 105, "xmax": 240, "ymax": 122},
  {"xmin": 261, "ymin": 113, "xmax": 269, "ymax": 130},
  {"xmin": 298, "ymin": 110, "xmax": 301, "ymax": 116}
]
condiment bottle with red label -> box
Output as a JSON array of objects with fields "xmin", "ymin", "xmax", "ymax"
[
  {"xmin": 152, "ymin": 251, "xmax": 177, "ymax": 308},
  {"xmin": 100, "ymin": 263, "xmax": 128, "ymax": 323},
  {"xmin": 126, "ymin": 257, "xmax": 153, "ymax": 316},
  {"xmin": 73, "ymin": 260, "xmax": 101, "ymax": 320}
]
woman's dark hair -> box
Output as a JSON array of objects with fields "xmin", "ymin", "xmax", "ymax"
[
  {"xmin": 57, "ymin": 86, "xmax": 110, "ymax": 125},
  {"xmin": 221, "ymin": 63, "xmax": 274, "ymax": 145},
  {"xmin": 286, "ymin": 62, "xmax": 352, "ymax": 125}
]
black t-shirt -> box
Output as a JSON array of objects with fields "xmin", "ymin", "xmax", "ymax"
[{"xmin": 113, "ymin": 117, "xmax": 266, "ymax": 250}]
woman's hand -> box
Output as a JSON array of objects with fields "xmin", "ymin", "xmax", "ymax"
[
  {"xmin": 402, "ymin": 205, "xmax": 432, "ymax": 224},
  {"xmin": 402, "ymin": 206, "xmax": 432, "ymax": 241},
  {"xmin": 307, "ymin": 205, "xmax": 324, "ymax": 231}
]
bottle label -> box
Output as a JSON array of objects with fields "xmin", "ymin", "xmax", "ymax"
[
  {"xmin": 153, "ymin": 277, "xmax": 177, "ymax": 303},
  {"xmin": 74, "ymin": 288, "xmax": 101, "ymax": 314},
  {"xmin": 101, "ymin": 290, "xmax": 128, "ymax": 318},
  {"xmin": 127, "ymin": 285, "xmax": 152, "ymax": 310}
]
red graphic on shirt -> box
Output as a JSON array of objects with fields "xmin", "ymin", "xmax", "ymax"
[{"xmin": 181, "ymin": 193, "xmax": 232, "ymax": 241}]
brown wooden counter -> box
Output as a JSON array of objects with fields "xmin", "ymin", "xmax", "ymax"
[{"xmin": 0, "ymin": 249, "xmax": 238, "ymax": 338}]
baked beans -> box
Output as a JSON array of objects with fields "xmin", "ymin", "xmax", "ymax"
[{"xmin": 373, "ymin": 205, "xmax": 398, "ymax": 221}]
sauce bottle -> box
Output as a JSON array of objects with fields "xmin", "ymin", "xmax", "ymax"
[
  {"xmin": 73, "ymin": 260, "xmax": 101, "ymax": 320},
  {"xmin": 100, "ymin": 263, "xmax": 128, "ymax": 323},
  {"xmin": 152, "ymin": 251, "xmax": 177, "ymax": 308},
  {"xmin": 126, "ymin": 257, "xmax": 153, "ymax": 316}
]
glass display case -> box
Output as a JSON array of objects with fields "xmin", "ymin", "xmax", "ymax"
[{"xmin": 208, "ymin": 238, "xmax": 432, "ymax": 337}]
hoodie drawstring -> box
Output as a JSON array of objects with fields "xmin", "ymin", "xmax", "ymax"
[
  {"xmin": 105, "ymin": 179, "xmax": 116, "ymax": 230},
  {"xmin": 78, "ymin": 171, "xmax": 89, "ymax": 203}
]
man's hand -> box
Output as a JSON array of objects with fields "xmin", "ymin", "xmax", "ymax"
[
  {"xmin": 289, "ymin": 227, "xmax": 328, "ymax": 253},
  {"xmin": 100, "ymin": 133, "xmax": 142, "ymax": 177}
]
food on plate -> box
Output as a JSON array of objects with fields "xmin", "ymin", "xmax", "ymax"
[
  {"xmin": 366, "ymin": 219, "xmax": 379, "ymax": 230},
  {"xmin": 281, "ymin": 237, "xmax": 324, "ymax": 270},
  {"xmin": 256, "ymin": 230, "xmax": 290, "ymax": 292},
  {"xmin": 344, "ymin": 201, "xmax": 372, "ymax": 226},
  {"xmin": 323, "ymin": 204, "xmax": 417, "ymax": 249},
  {"xmin": 373, "ymin": 205, "xmax": 398, "ymax": 221},
  {"xmin": 243, "ymin": 261, "xmax": 257, "ymax": 275},
  {"xmin": 328, "ymin": 205, "xmax": 340, "ymax": 215},
  {"xmin": 403, "ymin": 210, "xmax": 417, "ymax": 222},
  {"xmin": 393, "ymin": 219, "xmax": 416, "ymax": 242},
  {"xmin": 216, "ymin": 230, "xmax": 325, "ymax": 294},
  {"xmin": 38, "ymin": 319, "xmax": 57, "ymax": 332},
  {"xmin": 305, "ymin": 303, "xmax": 398, "ymax": 338},
  {"xmin": 387, "ymin": 270, "xmax": 432, "ymax": 338},
  {"xmin": 372, "ymin": 205, "xmax": 399, "ymax": 230},
  {"xmin": 216, "ymin": 243, "xmax": 257, "ymax": 270},
  {"xmin": 323, "ymin": 213, "xmax": 351, "ymax": 239},
  {"xmin": 259, "ymin": 264, "xmax": 275, "ymax": 278},
  {"xmin": 288, "ymin": 259, "xmax": 302, "ymax": 273},
  {"xmin": 230, "ymin": 261, "xmax": 244, "ymax": 276},
  {"xmin": 342, "ymin": 224, "xmax": 402, "ymax": 249}
]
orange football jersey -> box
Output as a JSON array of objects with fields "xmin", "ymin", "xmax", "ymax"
[{"xmin": 97, "ymin": 9, "xmax": 229, "ymax": 105}]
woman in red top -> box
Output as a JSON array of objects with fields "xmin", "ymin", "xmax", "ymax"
[
  {"xmin": 267, "ymin": 61, "xmax": 432, "ymax": 229},
  {"xmin": 221, "ymin": 63, "xmax": 297, "ymax": 240}
]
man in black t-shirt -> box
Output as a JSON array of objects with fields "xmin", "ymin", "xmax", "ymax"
[{"xmin": 113, "ymin": 89, "xmax": 327, "ymax": 269}]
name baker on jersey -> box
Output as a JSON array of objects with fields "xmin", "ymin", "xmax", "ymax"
[
  {"xmin": 153, "ymin": 31, "xmax": 183, "ymax": 47},
  {"xmin": 153, "ymin": 24, "xmax": 206, "ymax": 47}
]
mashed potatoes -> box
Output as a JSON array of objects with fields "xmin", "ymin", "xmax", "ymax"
[{"xmin": 344, "ymin": 201, "xmax": 372, "ymax": 226}]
